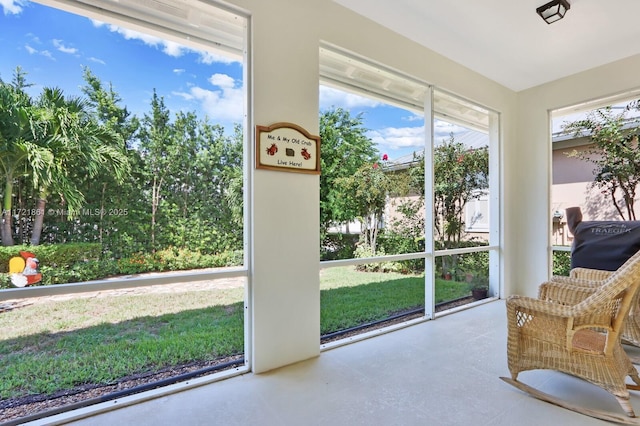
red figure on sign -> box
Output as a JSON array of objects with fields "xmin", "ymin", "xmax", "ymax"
[
  {"xmin": 301, "ymin": 148, "xmax": 311, "ymax": 160},
  {"xmin": 266, "ymin": 143, "xmax": 278, "ymax": 156}
]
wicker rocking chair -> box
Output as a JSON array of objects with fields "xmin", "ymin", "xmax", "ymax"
[{"xmin": 501, "ymin": 249, "xmax": 640, "ymax": 424}]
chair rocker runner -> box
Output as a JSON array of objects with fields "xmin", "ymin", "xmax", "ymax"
[{"xmin": 500, "ymin": 249, "xmax": 640, "ymax": 424}]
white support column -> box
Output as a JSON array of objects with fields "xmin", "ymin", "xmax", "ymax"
[
  {"xmin": 249, "ymin": 3, "xmax": 321, "ymax": 373},
  {"xmin": 424, "ymin": 86, "xmax": 435, "ymax": 320},
  {"xmin": 488, "ymin": 111, "xmax": 501, "ymax": 298}
]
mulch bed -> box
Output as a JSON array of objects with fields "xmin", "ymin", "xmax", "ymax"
[{"xmin": 0, "ymin": 356, "xmax": 244, "ymax": 424}]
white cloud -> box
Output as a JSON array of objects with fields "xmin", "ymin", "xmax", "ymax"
[
  {"xmin": 433, "ymin": 120, "xmax": 466, "ymax": 141},
  {"xmin": 199, "ymin": 51, "xmax": 237, "ymax": 65},
  {"xmin": 318, "ymin": 85, "xmax": 474, "ymax": 158},
  {"xmin": 92, "ymin": 20, "xmax": 186, "ymax": 58},
  {"xmin": 89, "ymin": 57, "xmax": 106, "ymax": 65},
  {"xmin": 1, "ymin": 0, "xmax": 24, "ymax": 15},
  {"xmin": 26, "ymin": 33, "xmax": 41, "ymax": 44},
  {"xmin": 208, "ymin": 73, "xmax": 234, "ymax": 88},
  {"xmin": 25, "ymin": 43, "xmax": 54, "ymax": 60},
  {"xmin": 403, "ymin": 113, "xmax": 423, "ymax": 122},
  {"xmin": 52, "ymin": 39, "xmax": 78, "ymax": 55},
  {"xmin": 319, "ymin": 85, "xmax": 381, "ymax": 110},
  {"xmin": 162, "ymin": 40, "xmax": 184, "ymax": 57},
  {"xmin": 172, "ymin": 91, "xmax": 193, "ymax": 101},
  {"xmin": 173, "ymin": 68, "xmax": 186, "ymax": 75},
  {"xmin": 91, "ymin": 19, "xmax": 238, "ymax": 65},
  {"xmin": 367, "ymin": 120, "xmax": 473, "ymax": 159},
  {"xmin": 172, "ymin": 73, "xmax": 243, "ymax": 122},
  {"xmin": 368, "ymin": 126, "xmax": 424, "ymax": 154}
]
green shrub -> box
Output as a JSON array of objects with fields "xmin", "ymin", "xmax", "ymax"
[
  {"xmin": 210, "ymin": 250, "xmax": 243, "ymax": 267},
  {"xmin": 116, "ymin": 253, "xmax": 155, "ymax": 275},
  {"xmin": 457, "ymin": 250, "xmax": 489, "ymax": 277},
  {"xmin": 553, "ymin": 250, "xmax": 571, "ymax": 276},
  {"xmin": 379, "ymin": 231, "xmax": 425, "ymax": 273},
  {"xmin": 146, "ymin": 248, "xmax": 242, "ymax": 272},
  {"xmin": 0, "ymin": 245, "xmax": 243, "ymax": 289},
  {"xmin": 321, "ymin": 233, "xmax": 358, "ymax": 261},
  {"xmin": 353, "ymin": 242, "xmax": 402, "ymax": 273},
  {"xmin": 0, "ymin": 243, "xmax": 101, "ymax": 273}
]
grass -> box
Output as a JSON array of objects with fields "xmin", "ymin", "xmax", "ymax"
[
  {"xmin": 0, "ymin": 267, "xmax": 470, "ymax": 401},
  {"xmin": 320, "ymin": 267, "xmax": 470, "ymax": 334},
  {"xmin": 0, "ymin": 287, "xmax": 245, "ymax": 400}
]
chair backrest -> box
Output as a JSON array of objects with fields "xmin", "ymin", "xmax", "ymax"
[{"xmin": 574, "ymin": 248, "xmax": 640, "ymax": 334}]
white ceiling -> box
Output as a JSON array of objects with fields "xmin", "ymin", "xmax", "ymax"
[{"xmin": 335, "ymin": 0, "xmax": 640, "ymax": 92}]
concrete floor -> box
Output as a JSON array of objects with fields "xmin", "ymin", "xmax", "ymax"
[{"xmin": 28, "ymin": 300, "xmax": 639, "ymax": 425}]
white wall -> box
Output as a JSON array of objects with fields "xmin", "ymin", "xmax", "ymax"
[{"xmin": 516, "ymin": 54, "xmax": 640, "ymax": 296}]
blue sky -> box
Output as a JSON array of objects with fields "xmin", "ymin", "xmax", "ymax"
[
  {"xmin": 1, "ymin": 0, "xmax": 468, "ymax": 160},
  {"xmin": 0, "ymin": 1, "xmax": 243, "ymax": 131}
]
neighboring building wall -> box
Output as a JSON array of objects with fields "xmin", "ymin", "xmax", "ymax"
[
  {"xmin": 384, "ymin": 194, "xmax": 423, "ymax": 228},
  {"xmin": 385, "ymin": 193, "xmax": 490, "ymax": 244},
  {"xmin": 552, "ymin": 141, "xmax": 640, "ymax": 247}
]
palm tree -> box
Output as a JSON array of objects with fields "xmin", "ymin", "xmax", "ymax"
[
  {"xmin": 0, "ymin": 80, "xmax": 53, "ymax": 246},
  {"xmin": 29, "ymin": 87, "xmax": 129, "ymax": 245},
  {"xmin": 0, "ymin": 77, "xmax": 129, "ymax": 246}
]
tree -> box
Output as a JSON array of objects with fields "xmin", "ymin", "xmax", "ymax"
[
  {"xmin": 138, "ymin": 90, "xmax": 173, "ymax": 249},
  {"xmin": 1, "ymin": 65, "xmax": 245, "ymax": 258},
  {"xmin": 433, "ymin": 135, "xmax": 489, "ymax": 249},
  {"xmin": 81, "ymin": 67, "xmax": 139, "ymax": 148},
  {"xmin": 563, "ymin": 102, "xmax": 640, "ymax": 220},
  {"xmin": 10, "ymin": 66, "xmax": 33, "ymax": 91},
  {"xmin": 319, "ymin": 108, "xmax": 379, "ymax": 237},
  {"xmin": 335, "ymin": 159, "xmax": 396, "ymax": 255},
  {"xmin": 0, "ymin": 73, "xmax": 51, "ymax": 245},
  {"xmin": 223, "ymin": 124, "xmax": 245, "ymax": 237},
  {"xmin": 75, "ymin": 68, "xmax": 141, "ymax": 248},
  {"xmin": 28, "ymin": 87, "xmax": 129, "ymax": 245},
  {"xmin": 0, "ymin": 66, "xmax": 131, "ymax": 246},
  {"xmin": 404, "ymin": 134, "xmax": 488, "ymax": 276},
  {"xmin": 408, "ymin": 134, "xmax": 489, "ymax": 250},
  {"xmin": 160, "ymin": 112, "xmax": 243, "ymax": 253}
]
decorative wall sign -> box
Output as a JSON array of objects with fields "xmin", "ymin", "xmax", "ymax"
[{"xmin": 255, "ymin": 122, "xmax": 321, "ymax": 174}]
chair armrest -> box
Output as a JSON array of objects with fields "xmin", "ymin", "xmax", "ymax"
[
  {"xmin": 549, "ymin": 275, "xmax": 603, "ymax": 287},
  {"xmin": 507, "ymin": 294, "xmax": 613, "ymax": 351},
  {"xmin": 570, "ymin": 267, "xmax": 613, "ymax": 281},
  {"xmin": 507, "ymin": 294, "xmax": 573, "ymax": 318},
  {"xmin": 506, "ymin": 295, "xmax": 574, "ymax": 343},
  {"xmin": 538, "ymin": 280, "xmax": 598, "ymax": 305}
]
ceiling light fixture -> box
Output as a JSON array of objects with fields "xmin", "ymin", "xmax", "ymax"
[{"xmin": 536, "ymin": 0, "xmax": 570, "ymax": 24}]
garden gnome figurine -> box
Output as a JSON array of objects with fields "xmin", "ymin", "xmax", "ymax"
[{"xmin": 9, "ymin": 251, "xmax": 42, "ymax": 287}]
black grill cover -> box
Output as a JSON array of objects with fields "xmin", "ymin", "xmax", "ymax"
[{"xmin": 566, "ymin": 207, "xmax": 640, "ymax": 271}]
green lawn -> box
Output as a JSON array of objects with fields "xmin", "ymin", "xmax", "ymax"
[
  {"xmin": 0, "ymin": 267, "xmax": 470, "ymax": 401},
  {"xmin": 320, "ymin": 267, "xmax": 470, "ymax": 334}
]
